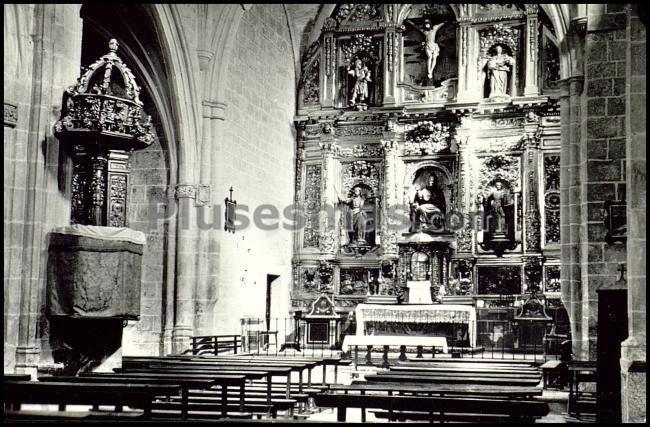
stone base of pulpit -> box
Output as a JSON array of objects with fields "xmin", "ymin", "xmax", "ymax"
[{"xmin": 407, "ymin": 281, "xmax": 433, "ymax": 304}]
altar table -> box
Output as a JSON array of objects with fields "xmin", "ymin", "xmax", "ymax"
[
  {"xmin": 342, "ymin": 335, "xmax": 449, "ymax": 353},
  {"xmin": 354, "ymin": 304, "xmax": 477, "ymax": 348}
]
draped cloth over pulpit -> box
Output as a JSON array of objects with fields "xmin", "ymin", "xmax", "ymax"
[
  {"xmin": 355, "ymin": 303, "xmax": 477, "ymax": 347},
  {"xmin": 47, "ymin": 225, "xmax": 145, "ymax": 319}
]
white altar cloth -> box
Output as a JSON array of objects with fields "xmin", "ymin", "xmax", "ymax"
[
  {"xmin": 407, "ymin": 280, "xmax": 433, "ymax": 304},
  {"xmin": 342, "ymin": 335, "xmax": 448, "ymax": 353},
  {"xmin": 355, "ymin": 303, "xmax": 477, "ymax": 348}
]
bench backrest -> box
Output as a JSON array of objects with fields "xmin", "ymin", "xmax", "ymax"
[{"xmin": 313, "ymin": 393, "xmax": 549, "ymax": 417}]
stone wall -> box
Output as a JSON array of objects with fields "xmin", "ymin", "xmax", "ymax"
[
  {"xmin": 621, "ymin": 4, "xmax": 646, "ymax": 423},
  {"xmin": 201, "ymin": 4, "xmax": 297, "ymax": 335},
  {"xmin": 122, "ymin": 128, "xmax": 169, "ymax": 355},
  {"xmin": 576, "ymin": 4, "xmax": 630, "ymax": 359},
  {"xmin": 4, "ymin": 4, "xmax": 83, "ymax": 372}
]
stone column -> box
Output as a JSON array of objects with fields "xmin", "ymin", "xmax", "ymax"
[
  {"xmin": 381, "ymin": 137, "xmax": 399, "ymax": 256},
  {"xmin": 621, "ymin": 4, "xmax": 646, "ymax": 423},
  {"xmin": 171, "ymin": 184, "xmax": 198, "ymax": 353},
  {"xmin": 320, "ymin": 31, "xmax": 336, "ymax": 108},
  {"xmin": 318, "ymin": 137, "xmax": 339, "ymax": 255},
  {"xmin": 193, "ymin": 100, "xmax": 224, "ymax": 336},
  {"xmin": 456, "ymin": 22, "xmax": 475, "ymax": 102},
  {"xmin": 383, "ymin": 28, "xmax": 398, "ymax": 106},
  {"xmin": 524, "ymin": 6, "xmax": 540, "ymax": 96},
  {"xmin": 454, "ymin": 114, "xmax": 475, "ymax": 253},
  {"xmin": 557, "ymin": 79, "xmax": 575, "ymax": 346},
  {"xmin": 568, "ymin": 76, "xmax": 586, "ymax": 359},
  {"xmin": 522, "ymin": 113, "xmax": 541, "ymax": 253}
]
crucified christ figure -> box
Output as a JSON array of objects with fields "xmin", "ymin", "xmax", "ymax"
[{"xmin": 407, "ymin": 19, "xmax": 446, "ymax": 80}]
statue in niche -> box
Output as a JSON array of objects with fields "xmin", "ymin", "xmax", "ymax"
[
  {"xmin": 406, "ymin": 19, "xmax": 447, "ymax": 81},
  {"xmin": 348, "ymin": 58, "xmax": 372, "ymax": 110},
  {"xmin": 484, "ymin": 180, "xmax": 514, "ymax": 242},
  {"xmin": 338, "ymin": 186, "xmax": 377, "ymax": 246},
  {"xmin": 410, "ymin": 174, "xmax": 446, "ymax": 232},
  {"xmin": 485, "ymin": 45, "xmax": 516, "ymax": 98}
]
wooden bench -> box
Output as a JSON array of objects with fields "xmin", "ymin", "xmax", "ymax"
[
  {"xmin": 568, "ymin": 361, "xmax": 597, "ymax": 417},
  {"xmin": 4, "ymin": 409, "xmax": 146, "ymax": 421},
  {"xmin": 76, "ymin": 372, "xmax": 246, "ymax": 419},
  {"xmin": 313, "ymin": 393, "xmax": 549, "ymax": 422},
  {"xmin": 364, "ymin": 372, "xmax": 542, "ymax": 386},
  {"xmin": 540, "ymin": 360, "xmax": 567, "ymax": 389},
  {"xmin": 331, "ymin": 382, "xmax": 542, "ymax": 399},
  {"xmin": 388, "ymin": 366, "xmax": 542, "ymax": 379},
  {"xmin": 3, "ymin": 380, "xmax": 179, "ymax": 419},
  {"xmin": 122, "ymin": 359, "xmax": 301, "ymax": 397},
  {"xmin": 120, "ymin": 364, "xmax": 294, "ymax": 400}
]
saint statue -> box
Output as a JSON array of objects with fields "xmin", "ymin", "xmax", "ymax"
[
  {"xmin": 485, "ymin": 180, "xmax": 514, "ymax": 241},
  {"xmin": 410, "ymin": 174, "xmax": 446, "ymax": 232},
  {"xmin": 486, "ymin": 45, "xmax": 515, "ymax": 97},
  {"xmin": 338, "ymin": 186, "xmax": 375, "ymax": 245},
  {"xmin": 407, "ymin": 19, "xmax": 446, "ymax": 80},
  {"xmin": 348, "ymin": 59, "xmax": 371, "ymax": 107}
]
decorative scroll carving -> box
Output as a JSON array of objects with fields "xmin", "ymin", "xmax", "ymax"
[
  {"xmin": 318, "ymin": 261, "xmax": 335, "ymax": 292},
  {"xmin": 4, "ymin": 102, "xmax": 17, "ymax": 127},
  {"xmin": 55, "ymin": 39, "xmax": 154, "ymax": 148},
  {"xmin": 108, "ymin": 175, "xmax": 127, "ymax": 227},
  {"xmin": 336, "ymin": 125, "xmax": 384, "ymax": 137},
  {"xmin": 341, "ymin": 161, "xmax": 381, "ymax": 196},
  {"xmin": 302, "ymin": 60, "xmax": 319, "ymax": 105},
  {"xmin": 174, "ymin": 184, "xmax": 197, "ymax": 199},
  {"xmin": 543, "ymin": 153, "xmax": 560, "ymax": 245},
  {"xmin": 334, "ymin": 4, "xmax": 382, "ymax": 24},
  {"xmin": 303, "ymin": 164, "xmax": 321, "ymax": 248},
  {"xmin": 543, "ymin": 265, "xmax": 561, "ymax": 293},
  {"xmin": 340, "ymin": 268, "xmax": 377, "ymax": 295},
  {"xmin": 523, "ymin": 257, "xmax": 543, "ymax": 293},
  {"xmin": 478, "ymin": 154, "xmax": 520, "ymax": 191},
  {"xmin": 404, "ymin": 121, "xmax": 451, "ymax": 155},
  {"xmin": 542, "ymin": 35, "xmax": 560, "ymax": 89},
  {"xmin": 477, "ymin": 265, "xmax": 521, "ymax": 295},
  {"xmin": 478, "ymin": 24, "xmax": 521, "ymax": 63},
  {"xmin": 525, "ymin": 150, "xmax": 541, "ymax": 251},
  {"xmin": 303, "ymin": 267, "xmax": 318, "ymax": 292},
  {"xmin": 338, "ymin": 144, "xmax": 383, "ymax": 158}
]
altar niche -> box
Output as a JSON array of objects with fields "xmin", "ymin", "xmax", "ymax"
[
  {"xmin": 477, "ymin": 178, "xmax": 519, "ymax": 254},
  {"xmin": 401, "ymin": 4, "xmax": 457, "ymax": 87},
  {"xmin": 408, "ymin": 167, "xmax": 448, "ymax": 233},
  {"xmin": 337, "ymin": 33, "xmax": 383, "ymax": 110},
  {"xmin": 339, "ymin": 183, "xmax": 379, "ymax": 251}
]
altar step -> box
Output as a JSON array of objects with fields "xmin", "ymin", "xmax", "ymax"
[{"xmin": 365, "ymin": 295, "xmax": 398, "ymax": 304}]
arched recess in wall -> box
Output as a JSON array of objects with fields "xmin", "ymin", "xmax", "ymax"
[{"xmin": 78, "ymin": 3, "xmax": 187, "ymax": 351}]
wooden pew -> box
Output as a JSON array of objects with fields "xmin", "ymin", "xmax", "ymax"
[
  {"xmin": 387, "ymin": 366, "xmax": 542, "ymax": 379},
  {"xmin": 330, "ymin": 382, "xmax": 542, "ymax": 399},
  {"xmin": 121, "ymin": 360, "xmax": 297, "ymax": 398},
  {"xmin": 120, "ymin": 364, "xmax": 292, "ymax": 403},
  {"xmin": 3, "ymin": 380, "xmax": 179, "ymax": 419},
  {"xmin": 364, "ymin": 372, "xmax": 542, "ymax": 386},
  {"xmin": 124, "ymin": 357, "xmax": 317, "ymax": 391},
  {"xmin": 40, "ymin": 373, "xmax": 247, "ymax": 420},
  {"xmin": 313, "ymin": 393, "xmax": 549, "ymax": 422}
]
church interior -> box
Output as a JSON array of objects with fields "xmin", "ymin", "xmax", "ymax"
[{"xmin": 3, "ymin": 3, "xmax": 646, "ymax": 423}]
